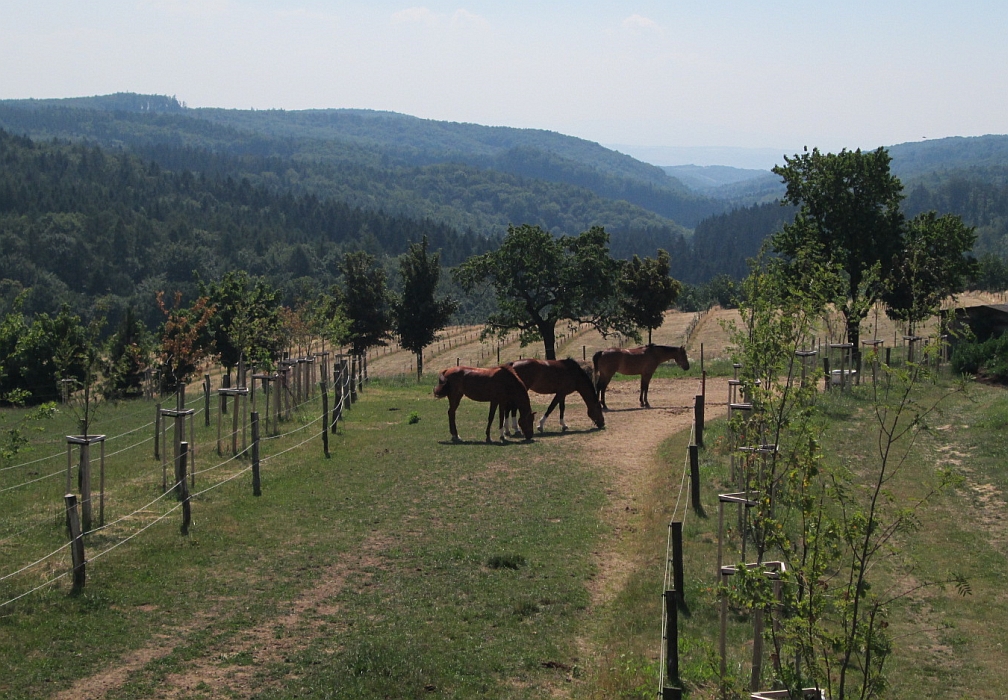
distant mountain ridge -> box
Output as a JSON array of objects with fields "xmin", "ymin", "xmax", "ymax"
[
  {"xmin": 0, "ymin": 92, "xmax": 724, "ymax": 232},
  {"xmin": 2, "ymin": 93, "xmax": 1006, "ymax": 301}
]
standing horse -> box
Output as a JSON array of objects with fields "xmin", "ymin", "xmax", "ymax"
[
  {"xmin": 504, "ymin": 358, "xmax": 604, "ymax": 433},
  {"xmin": 433, "ymin": 365, "xmax": 535, "ymax": 442},
  {"xmin": 593, "ymin": 344, "xmax": 689, "ymax": 409}
]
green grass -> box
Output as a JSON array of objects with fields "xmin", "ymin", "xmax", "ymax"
[
  {"xmin": 579, "ymin": 377, "xmax": 1008, "ymax": 699},
  {"xmin": 4, "ymin": 375, "xmax": 1005, "ymax": 698},
  {"xmin": 0, "ymin": 379, "xmax": 608, "ymax": 698}
]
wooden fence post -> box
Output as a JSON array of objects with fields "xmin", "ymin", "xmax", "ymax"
[
  {"xmin": 671, "ymin": 520, "xmax": 685, "ymax": 607},
  {"xmin": 689, "ymin": 444, "xmax": 702, "ymax": 515},
  {"xmin": 321, "ymin": 382, "xmax": 330, "ymax": 458},
  {"xmin": 154, "ymin": 401, "xmax": 161, "ymax": 460},
  {"xmin": 66, "ymin": 494, "xmax": 85, "ymax": 592},
  {"xmin": 204, "ymin": 374, "xmax": 211, "ymax": 427},
  {"xmin": 251, "ymin": 411, "xmax": 261, "ymax": 497},
  {"xmin": 664, "ymin": 589, "xmax": 680, "ymax": 693},
  {"xmin": 179, "ymin": 442, "xmax": 191, "ymax": 535},
  {"xmin": 80, "ymin": 439, "xmax": 91, "ymax": 533},
  {"xmin": 694, "ymin": 394, "xmax": 705, "ymax": 448}
]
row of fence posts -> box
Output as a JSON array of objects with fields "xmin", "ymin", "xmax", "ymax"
[
  {"xmin": 814, "ymin": 334, "xmax": 949, "ymax": 393},
  {"xmin": 63, "ymin": 352, "xmax": 367, "ymax": 592},
  {"xmin": 662, "ymin": 346, "xmax": 818, "ymax": 698},
  {"xmin": 662, "ymin": 345, "xmax": 706, "ymax": 699}
]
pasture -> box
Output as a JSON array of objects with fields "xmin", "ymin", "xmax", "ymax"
[{"xmin": 2, "ymin": 300, "xmax": 1007, "ymax": 698}]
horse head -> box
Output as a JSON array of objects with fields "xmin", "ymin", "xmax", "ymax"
[
  {"xmin": 656, "ymin": 345, "xmax": 689, "ymax": 371},
  {"xmin": 676, "ymin": 346, "xmax": 690, "ymax": 371},
  {"xmin": 518, "ymin": 409, "xmax": 536, "ymax": 440},
  {"xmin": 433, "ymin": 369, "xmax": 451, "ymax": 398}
]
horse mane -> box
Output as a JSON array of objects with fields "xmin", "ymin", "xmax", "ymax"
[{"xmin": 561, "ymin": 357, "xmax": 593, "ymax": 384}]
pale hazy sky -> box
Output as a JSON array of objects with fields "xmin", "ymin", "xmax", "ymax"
[{"xmin": 2, "ymin": 1, "xmax": 1007, "ymax": 167}]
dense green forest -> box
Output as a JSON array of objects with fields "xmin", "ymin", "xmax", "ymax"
[
  {"xmin": 0, "ymin": 129, "xmax": 491, "ymax": 331},
  {"xmin": 1, "ymin": 93, "xmax": 1007, "ymax": 339}
]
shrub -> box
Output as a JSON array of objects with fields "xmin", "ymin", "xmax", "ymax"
[{"xmin": 951, "ymin": 332, "xmax": 1008, "ymax": 382}]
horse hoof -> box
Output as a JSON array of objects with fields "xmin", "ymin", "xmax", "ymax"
[
  {"xmin": 561, "ymin": 425, "xmax": 568, "ymax": 432},
  {"xmin": 537, "ymin": 425, "xmax": 544, "ymax": 434},
  {"xmin": 451, "ymin": 435, "xmax": 461, "ymax": 443}
]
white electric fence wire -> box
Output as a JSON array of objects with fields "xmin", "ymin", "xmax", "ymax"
[
  {"xmin": 261, "ymin": 412, "xmax": 322, "ymax": 441},
  {"xmin": 0, "ymin": 570, "xmax": 70, "ymax": 609},
  {"xmin": 0, "ymin": 541, "xmax": 72, "ymax": 583},
  {"xmin": 660, "ymin": 419, "xmax": 697, "ymax": 693},
  {"xmin": 0, "ymin": 468, "xmax": 64, "ymax": 494},
  {"xmin": 1, "ymin": 383, "xmax": 331, "ymax": 608},
  {"xmin": 192, "ymin": 450, "xmax": 244, "ymax": 477},
  {"xmin": 0, "ymin": 449, "xmax": 63, "ymax": 474},
  {"xmin": 85, "ymin": 480, "xmax": 184, "ymax": 536}
]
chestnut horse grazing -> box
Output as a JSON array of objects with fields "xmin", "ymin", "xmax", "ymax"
[
  {"xmin": 504, "ymin": 358, "xmax": 604, "ymax": 433},
  {"xmin": 593, "ymin": 344, "xmax": 690, "ymax": 409},
  {"xmin": 433, "ymin": 366, "xmax": 535, "ymax": 442}
]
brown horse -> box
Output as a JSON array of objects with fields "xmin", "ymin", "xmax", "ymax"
[
  {"xmin": 433, "ymin": 365, "xmax": 535, "ymax": 442},
  {"xmin": 593, "ymin": 344, "xmax": 690, "ymax": 409},
  {"xmin": 504, "ymin": 358, "xmax": 604, "ymax": 433}
]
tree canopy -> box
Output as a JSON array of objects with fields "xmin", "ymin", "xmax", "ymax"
[
  {"xmin": 771, "ymin": 147, "xmax": 905, "ymax": 353},
  {"xmin": 882, "ymin": 211, "xmax": 977, "ymax": 333},
  {"xmin": 340, "ymin": 251, "xmax": 393, "ymax": 357},
  {"xmin": 392, "ymin": 236, "xmax": 457, "ymax": 379},
  {"xmin": 619, "ymin": 249, "xmax": 682, "ymax": 344},
  {"xmin": 453, "ymin": 224, "xmax": 629, "ymax": 360}
]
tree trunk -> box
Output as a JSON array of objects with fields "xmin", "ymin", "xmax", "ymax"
[
  {"xmin": 416, "ymin": 351, "xmax": 423, "ymax": 382},
  {"xmin": 540, "ymin": 322, "xmax": 557, "ymax": 360},
  {"xmin": 847, "ymin": 315, "xmax": 862, "ymax": 368}
]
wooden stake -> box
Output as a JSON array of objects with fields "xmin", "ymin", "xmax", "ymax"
[
  {"xmin": 66, "ymin": 494, "xmax": 85, "ymax": 591},
  {"xmin": 251, "ymin": 411, "xmax": 261, "ymax": 496},
  {"xmin": 179, "ymin": 442, "xmax": 191, "ymax": 535}
]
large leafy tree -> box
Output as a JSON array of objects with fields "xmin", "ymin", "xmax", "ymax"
[
  {"xmin": 454, "ymin": 224, "xmax": 628, "ymax": 360},
  {"xmin": 199, "ymin": 271, "xmax": 284, "ymax": 373},
  {"xmin": 772, "ymin": 147, "xmax": 905, "ymax": 358},
  {"xmin": 393, "ymin": 236, "xmax": 458, "ymax": 380},
  {"xmin": 339, "ymin": 251, "xmax": 393, "ymax": 356},
  {"xmin": 619, "ymin": 249, "xmax": 682, "ymax": 344},
  {"xmin": 882, "ymin": 211, "xmax": 977, "ymax": 334},
  {"xmin": 0, "ymin": 298, "xmax": 93, "ymax": 404}
]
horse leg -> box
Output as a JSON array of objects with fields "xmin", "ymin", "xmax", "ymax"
[
  {"xmin": 448, "ymin": 396, "xmax": 461, "ymax": 442},
  {"xmin": 641, "ymin": 372, "xmax": 654, "ymax": 408},
  {"xmin": 598, "ymin": 374, "xmax": 611, "ymax": 410},
  {"xmin": 559, "ymin": 395, "xmax": 568, "ymax": 431},
  {"xmin": 540, "ymin": 394, "xmax": 561, "ymax": 433},
  {"xmin": 504, "ymin": 406, "xmax": 513, "ymax": 437},
  {"xmin": 486, "ymin": 401, "xmax": 498, "ymax": 443}
]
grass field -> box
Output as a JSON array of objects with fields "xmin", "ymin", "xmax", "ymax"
[{"xmin": 2, "ymin": 302, "xmax": 1007, "ymax": 698}]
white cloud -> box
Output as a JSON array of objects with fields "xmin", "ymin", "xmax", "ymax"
[
  {"xmin": 140, "ymin": 0, "xmax": 231, "ymax": 20},
  {"xmin": 450, "ymin": 9, "xmax": 489, "ymax": 30},
  {"xmin": 622, "ymin": 14, "xmax": 661, "ymax": 32},
  {"xmin": 391, "ymin": 7, "xmax": 488, "ymax": 31},
  {"xmin": 392, "ymin": 7, "xmax": 437, "ymax": 25}
]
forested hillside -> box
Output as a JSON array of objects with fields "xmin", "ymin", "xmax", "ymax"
[
  {"xmin": 0, "ymin": 129, "xmax": 489, "ymax": 330},
  {"xmin": 0, "ymin": 93, "xmax": 722, "ymax": 234},
  {"xmin": 2, "ymin": 94, "xmax": 1006, "ymax": 336}
]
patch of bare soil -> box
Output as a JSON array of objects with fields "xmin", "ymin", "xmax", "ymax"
[{"xmin": 57, "ymin": 536, "xmax": 387, "ymax": 699}]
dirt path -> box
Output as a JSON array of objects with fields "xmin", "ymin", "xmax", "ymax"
[
  {"xmin": 572, "ymin": 376, "xmax": 728, "ymax": 680},
  {"xmin": 53, "ymin": 374, "xmax": 727, "ymax": 699}
]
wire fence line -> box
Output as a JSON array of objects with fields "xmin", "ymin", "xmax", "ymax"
[
  {"xmin": 0, "ymin": 467, "xmax": 65, "ymax": 494},
  {"xmin": 1, "ymin": 380, "xmax": 334, "ymax": 609}
]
